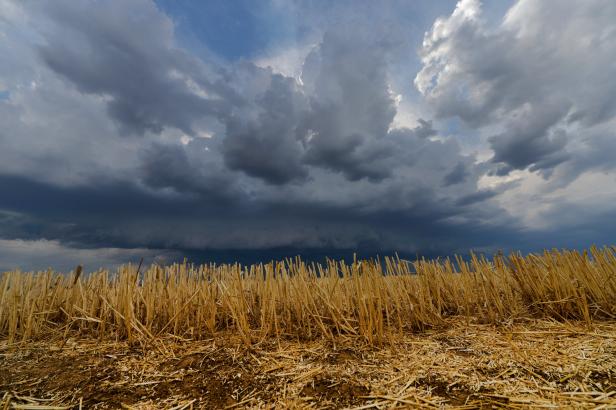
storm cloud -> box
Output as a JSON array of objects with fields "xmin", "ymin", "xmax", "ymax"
[
  {"xmin": 34, "ymin": 0, "xmax": 237, "ymax": 136},
  {"xmin": 222, "ymin": 74, "xmax": 309, "ymax": 185},
  {"xmin": 1, "ymin": 0, "xmax": 615, "ymax": 270}
]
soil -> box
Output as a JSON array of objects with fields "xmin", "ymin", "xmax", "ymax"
[{"xmin": 1, "ymin": 319, "xmax": 615, "ymax": 409}]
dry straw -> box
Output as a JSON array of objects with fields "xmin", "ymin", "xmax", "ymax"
[{"xmin": 1, "ymin": 246, "xmax": 615, "ymax": 345}]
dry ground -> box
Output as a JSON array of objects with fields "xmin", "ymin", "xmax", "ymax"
[{"xmin": 1, "ymin": 319, "xmax": 615, "ymax": 409}]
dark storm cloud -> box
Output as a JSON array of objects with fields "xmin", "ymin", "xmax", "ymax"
[
  {"xmin": 221, "ymin": 24, "xmax": 406, "ymax": 184},
  {"xmin": 0, "ymin": 174, "xmax": 203, "ymax": 221},
  {"xmin": 35, "ymin": 0, "xmax": 236, "ymax": 136},
  {"xmin": 0, "ymin": 172, "xmax": 522, "ymax": 258},
  {"xmin": 299, "ymin": 28, "xmax": 398, "ymax": 182},
  {"xmin": 488, "ymin": 103, "xmax": 571, "ymax": 175},
  {"xmin": 140, "ymin": 143, "xmax": 235, "ymax": 197},
  {"xmin": 2, "ymin": 167, "xmax": 610, "ymax": 266},
  {"xmin": 442, "ymin": 162, "xmax": 469, "ymax": 186},
  {"xmin": 0, "ymin": 173, "xmax": 245, "ymax": 250},
  {"xmin": 413, "ymin": 119, "xmax": 437, "ymax": 140},
  {"xmin": 222, "ymin": 74, "xmax": 309, "ymax": 185},
  {"xmin": 455, "ymin": 189, "xmax": 498, "ymax": 207},
  {"xmin": 304, "ymin": 132, "xmax": 394, "ymax": 182}
]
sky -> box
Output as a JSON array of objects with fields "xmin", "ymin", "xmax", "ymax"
[{"xmin": 1, "ymin": 0, "xmax": 615, "ymax": 271}]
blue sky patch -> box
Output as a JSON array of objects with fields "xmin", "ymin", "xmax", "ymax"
[{"xmin": 155, "ymin": 0, "xmax": 293, "ymax": 60}]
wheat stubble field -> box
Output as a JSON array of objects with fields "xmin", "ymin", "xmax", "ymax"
[{"xmin": 1, "ymin": 247, "xmax": 615, "ymax": 409}]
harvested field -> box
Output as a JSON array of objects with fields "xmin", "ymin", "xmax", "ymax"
[
  {"xmin": 1, "ymin": 320, "xmax": 615, "ymax": 408},
  {"xmin": 1, "ymin": 246, "xmax": 615, "ymax": 408}
]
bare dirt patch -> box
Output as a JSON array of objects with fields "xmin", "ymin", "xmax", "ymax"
[{"xmin": 300, "ymin": 377, "xmax": 369, "ymax": 407}]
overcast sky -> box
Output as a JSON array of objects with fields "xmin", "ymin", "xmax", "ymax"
[{"xmin": 1, "ymin": 0, "xmax": 615, "ymax": 271}]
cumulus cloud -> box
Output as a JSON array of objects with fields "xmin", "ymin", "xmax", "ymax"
[
  {"xmin": 488, "ymin": 103, "xmax": 571, "ymax": 176},
  {"xmin": 140, "ymin": 142, "xmax": 236, "ymax": 197},
  {"xmin": 416, "ymin": 0, "xmax": 616, "ymax": 176},
  {"xmin": 34, "ymin": 0, "xmax": 236, "ymax": 136},
  {"xmin": 222, "ymin": 73, "xmax": 309, "ymax": 184},
  {"xmin": 298, "ymin": 28, "xmax": 397, "ymax": 180}
]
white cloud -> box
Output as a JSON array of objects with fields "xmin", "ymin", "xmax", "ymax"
[
  {"xmin": 416, "ymin": 0, "xmax": 616, "ymax": 176},
  {"xmin": 254, "ymin": 41, "xmax": 317, "ymax": 80}
]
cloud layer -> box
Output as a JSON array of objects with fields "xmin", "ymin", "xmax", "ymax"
[{"xmin": 1, "ymin": 0, "xmax": 615, "ymax": 269}]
